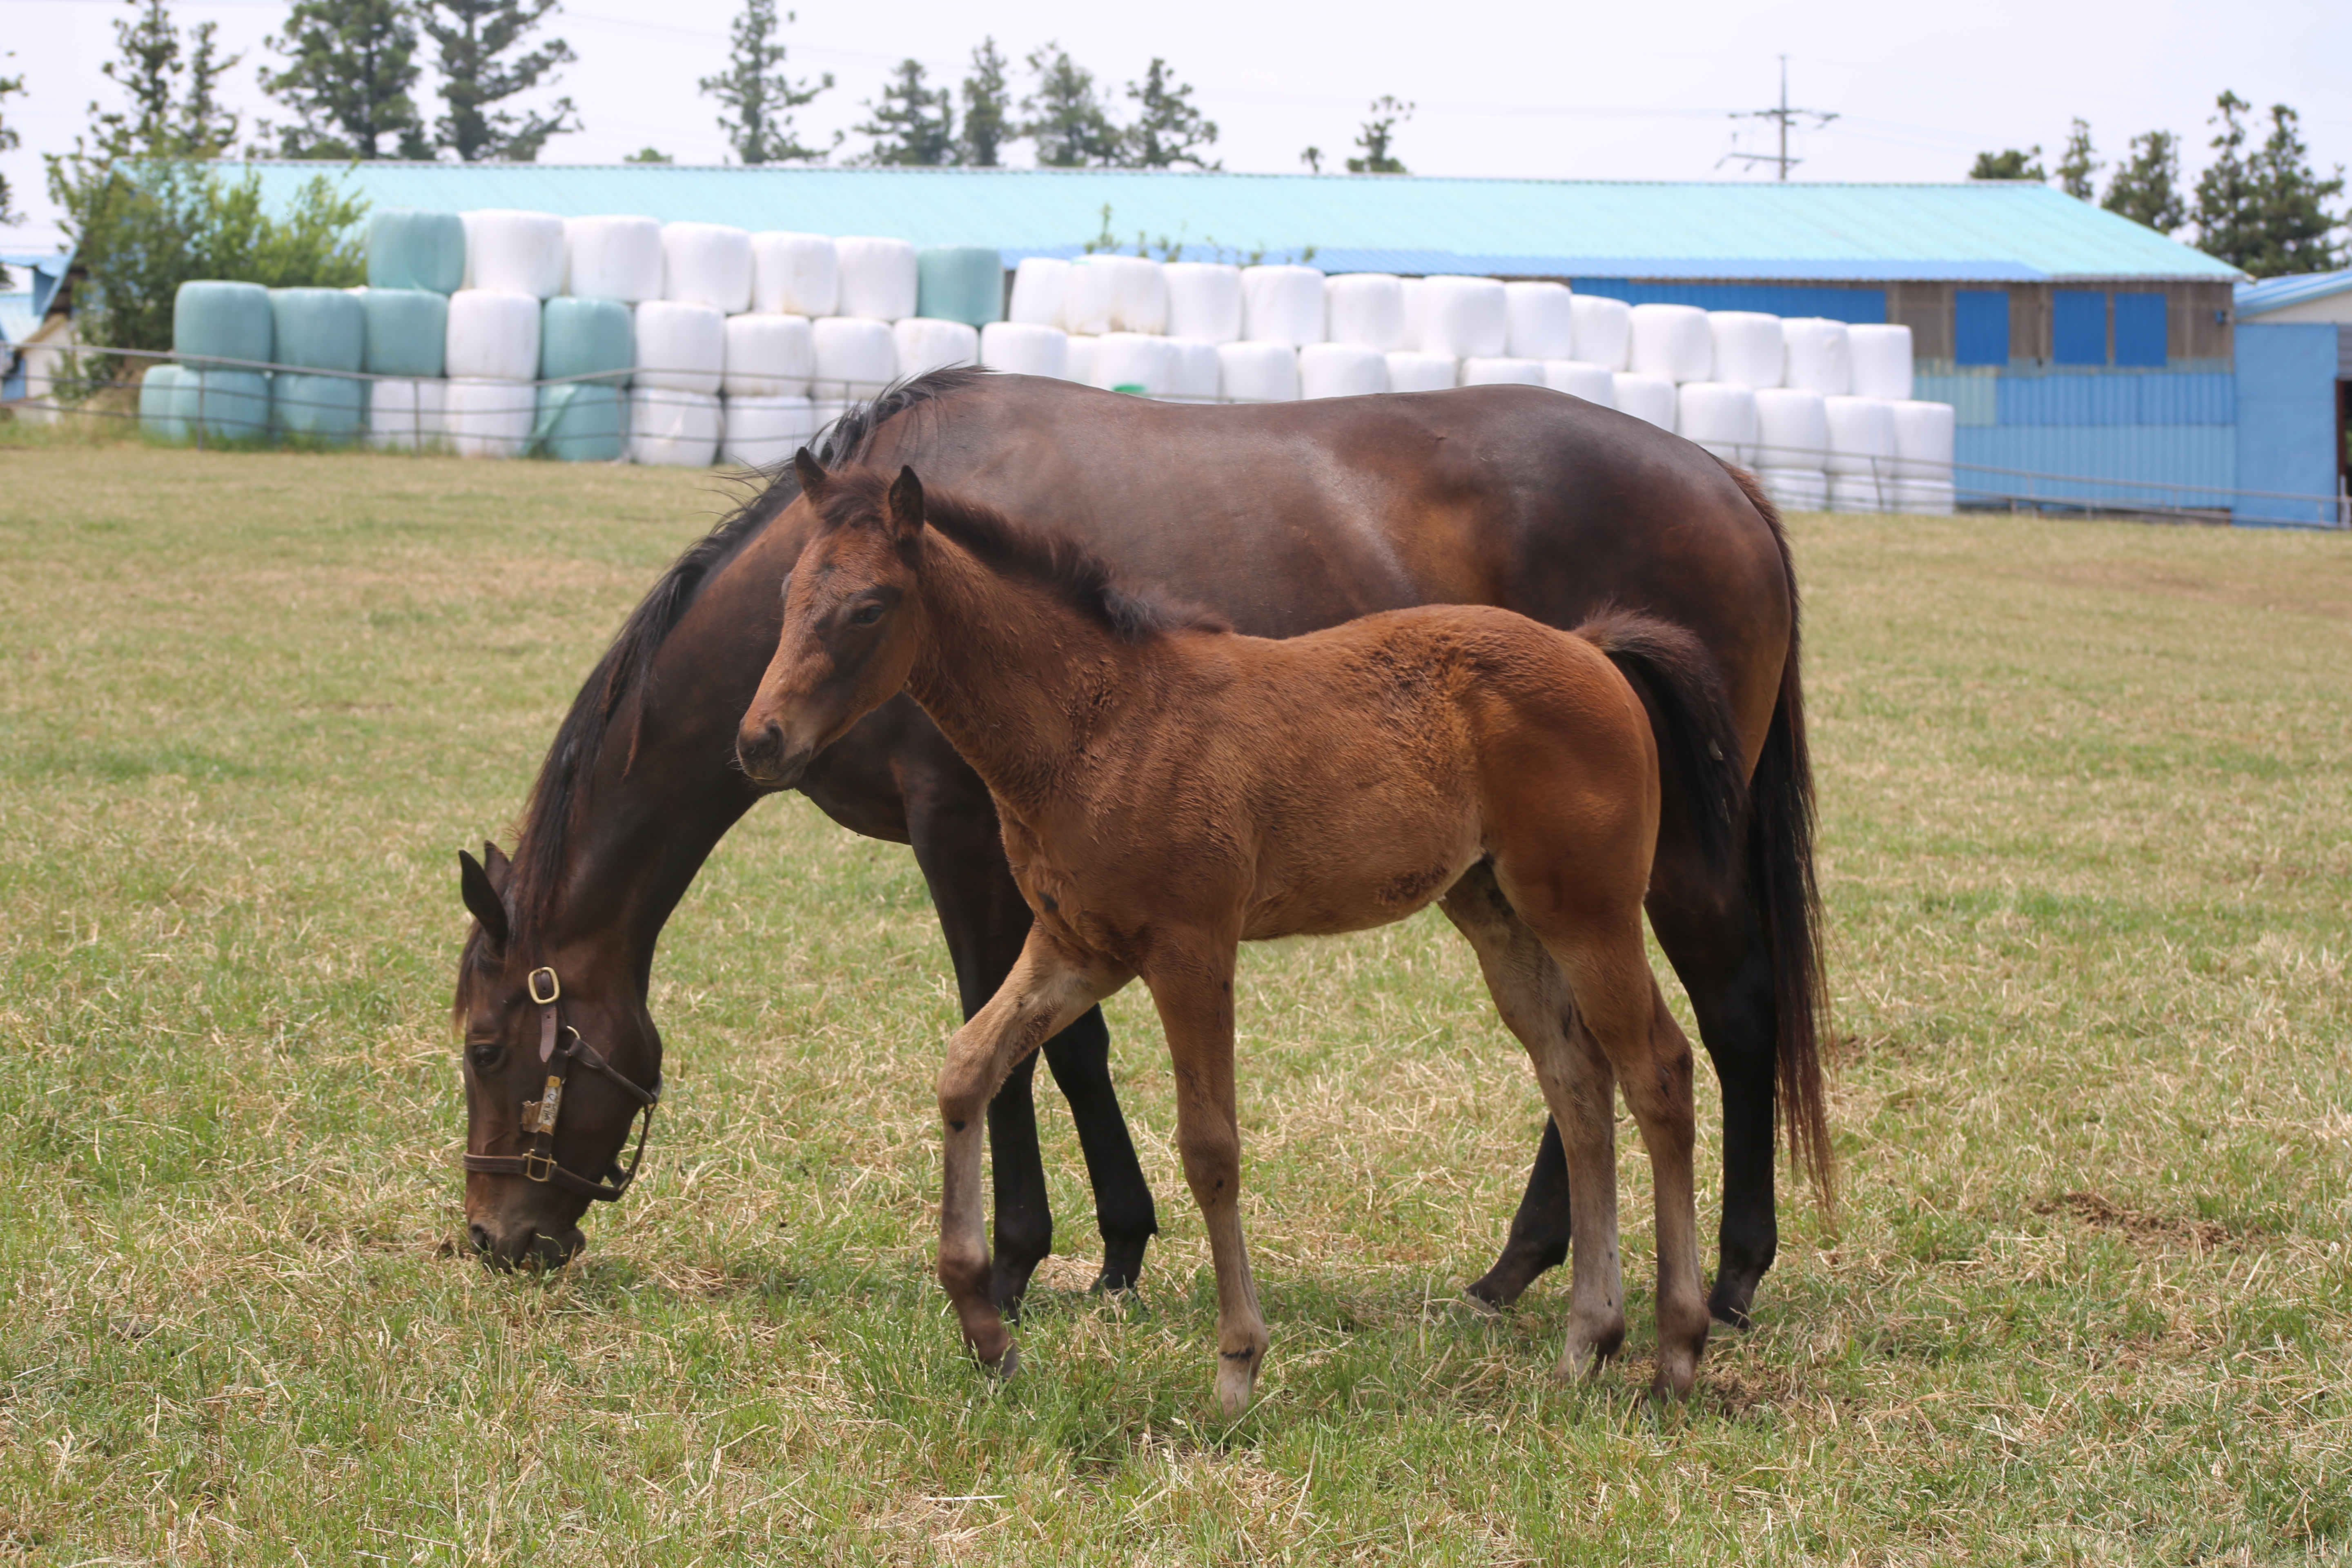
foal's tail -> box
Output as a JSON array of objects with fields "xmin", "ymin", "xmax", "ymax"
[{"xmin": 1571, "ymin": 608, "xmax": 1749, "ymax": 879}]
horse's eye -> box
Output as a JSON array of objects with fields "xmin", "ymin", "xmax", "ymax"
[
  {"xmin": 848, "ymin": 603, "xmax": 884, "ymax": 627},
  {"xmin": 468, "ymin": 1040, "xmax": 505, "ymax": 1072}
]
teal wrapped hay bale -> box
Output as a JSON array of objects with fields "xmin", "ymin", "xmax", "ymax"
[
  {"xmin": 269, "ymin": 287, "xmax": 365, "ymax": 372},
  {"xmin": 174, "ymin": 281, "xmax": 272, "ymax": 367},
  {"xmin": 172, "ymin": 370, "xmax": 272, "ymax": 441},
  {"xmin": 139, "ymin": 364, "xmax": 192, "ymax": 441},
  {"xmin": 916, "ymin": 247, "xmax": 1006, "ymax": 327},
  {"xmin": 273, "ymin": 372, "xmax": 365, "ymax": 443},
  {"xmin": 362, "ymin": 288, "xmax": 448, "ymax": 377},
  {"xmin": 368, "ymin": 209, "xmax": 467, "ymax": 294},
  {"xmin": 532, "ymin": 383, "xmax": 625, "ymax": 461},
  {"xmin": 540, "ymin": 296, "xmax": 634, "ymax": 387}
]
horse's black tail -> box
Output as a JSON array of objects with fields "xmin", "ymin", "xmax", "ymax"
[{"xmin": 1572, "ymin": 607, "xmax": 1749, "ymax": 883}]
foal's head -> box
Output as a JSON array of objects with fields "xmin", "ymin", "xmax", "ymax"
[{"xmin": 737, "ymin": 452, "xmax": 931, "ymax": 790}]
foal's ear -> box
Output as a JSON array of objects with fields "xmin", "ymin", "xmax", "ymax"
[
  {"xmin": 791, "ymin": 447, "xmax": 827, "ymax": 499},
  {"xmin": 459, "ymin": 850, "xmax": 511, "ymax": 953},
  {"xmin": 887, "ymin": 466, "xmax": 927, "ymax": 548}
]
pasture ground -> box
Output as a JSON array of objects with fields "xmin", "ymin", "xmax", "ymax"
[{"xmin": 0, "ymin": 440, "xmax": 2346, "ymax": 1564}]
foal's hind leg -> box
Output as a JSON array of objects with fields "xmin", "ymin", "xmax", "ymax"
[{"xmin": 1440, "ymin": 865, "xmax": 1626, "ymax": 1374}]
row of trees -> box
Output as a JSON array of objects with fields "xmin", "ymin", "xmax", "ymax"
[
  {"xmin": 1972, "ymin": 91, "xmax": 2346, "ymax": 276},
  {"xmin": 849, "ymin": 42, "xmax": 1217, "ymax": 171}
]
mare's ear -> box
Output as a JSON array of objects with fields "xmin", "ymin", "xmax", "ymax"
[
  {"xmin": 887, "ymin": 466, "xmax": 927, "ymax": 549},
  {"xmin": 480, "ymin": 840, "xmax": 512, "ymax": 892},
  {"xmin": 459, "ymin": 850, "xmax": 511, "ymax": 953},
  {"xmin": 791, "ymin": 447, "xmax": 827, "ymax": 500}
]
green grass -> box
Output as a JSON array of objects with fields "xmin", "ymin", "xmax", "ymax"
[{"xmin": 1, "ymin": 444, "xmax": 2347, "ymax": 1564}]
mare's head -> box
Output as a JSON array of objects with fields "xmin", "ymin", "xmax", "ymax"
[
  {"xmin": 453, "ymin": 842, "xmax": 662, "ymax": 1268},
  {"xmin": 736, "ymin": 452, "xmax": 931, "ymax": 789}
]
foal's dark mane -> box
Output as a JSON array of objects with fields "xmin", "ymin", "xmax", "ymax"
[
  {"xmin": 814, "ymin": 467, "xmax": 1229, "ymax": 645},
  {"xmin": 497, "ymin": 368, "xmax": 989, "ymax": 940}
]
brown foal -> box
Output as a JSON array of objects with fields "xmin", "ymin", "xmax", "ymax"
[{"xmin": 736, "ymin": 454, "xmax": 1747, "ymax": 1412}]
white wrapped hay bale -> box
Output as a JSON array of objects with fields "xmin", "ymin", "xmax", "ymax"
[
  {"xmin": 811, "ymin": 316, "xmax": 898, "ymax": 398},
  {"xmin": 1064, "ymin": 335, "xmax": 1097, "ymax": 386},
  {"xmin": 1707, "ymin": 312, "xmax": 1785, "ymax": 390},
  {"xmin": 1090, "ymin": 332, "xmax": 1174, "ymax": 394},
  {"xmin": 1384, "ymin": 350, "xmax": 1457, "ymax": 393},
  {"xmin": 1754, "ymin": 387, "xmax": 1831, "ymax": 469},
  {"xmin": 465, "ymin": 210, "xmax": 565, "ymax": 299},
  {"xmin": 1164, "ymin": 337, "xmax": 1220, "ymax": 401},
  {"xmin": 1062, "ymin": 255, "xmax": 1168, "ymax": 336},
  {"xmin": 631, "ymin": 387, "xmax": 721, "ymax": 467},
  {"xmin": 662, "ymin": 223, "xmax": 753, "ymax": 314},
  {"xmin": 1298, "ymin": 342, "xmax": 1387, "ymax": 399},
  {"xmin": 1418, "ymin": 276, "xmax": 1507, "ymax": 359},
  {"xmin": 835, "ymin": 236, "xmax": 920, "ymax": 322},
  {"xmin": 724, "ymin": 313, "xmax": 815, "ymax": 398},
  {"xmin": 1758, "ymin": 469, "xmax": 1830, "ymax": 511},
  {"xmin": 723, "ymin": 394, "xmax": 818, "ymax": 468},
  {"xmin": 445, "ymin": 290, "xmax": 541, "ymax": 382},
  {"xmin": 445, "ymin": 378, "xmax": 534, "ymax": 458},
  {"xmin": 1504, "ymin": 281, "xmax": 1575, "ymax": 361},
  {"xmin": 1241, "ymin": 265, "xmax": 1325, "ymax": 347},
  {"xmin": 1890, "ymin": 399, "xmax": 1956, "ymax": 480},
  {"xmin": 635, "ymin": 301, "xmax": 725, "ymax": 395},
  {"xmin": 1780, "ymin": 318, "xmax": 1851, "ymax": 395},
  {"xmin": 894, "ymin": 317, "xmax": 981, "ymax": 379},
  {"xmin": 1165, "ymin": 262, "xmax": 1243, "ymax": 343},
  {"xmin": 1218, "ymin": 341, "xmax": 1299, "ymax": 402},
  {"xmin": 1007, "ymin": 256, "xmax": 1070, "ymax": 327},
  {"xmin": 1676, "ymin": 382, "xmax": 1760, "ymax": 464},
  {"xmin": 1541, "ymin": 361, "xmax": 1615, "ymax": 406},
  {"xmin": 1325, "ymin": 273, "xmax": 1404, "ymax": 351},
  {"xmin": 751, "ymin": 232, "xmax": 840, "ymax": 317},
  {"xmin": 1629, "ymin": 304, "xmax": 1713, "ymax": 383},
  {"xmin": 565, "ymin": 215, "xmax": 664, "ymax": 302},
  {"xmin": 1848, "ymin": 324, "xmax": 1915, "ymax": 401},
  {"xmin": 980, "ymin": 321, "xmax": 1069, "ymax": 379},
  {"xmin": 1611, "ymin": 372, "xmax": 1677, "ymax": 430},
  {"xmin": 1461, "ymin": 356, "xmax": 1546, "ymax": 387},
  {"xmin": 1892, "ymin": 479, "xmax": 1956, "ymax": 515},
  {"xmin": 1399, "ymin": 278, "xmax": 1430, "ymax": 357},
  {"xmin": 1824, "ymin": 395, "xmax": 1898, "ymax": 476},
  {"xmin": 1829, "ymin": 473, "xmax": 1888, "ymax": 513},
  {"xmin": 366, "ymin": 378, "xmax": 447, "ymax": 450},
  {"xmin": 1568, "ymin": 294, "xmax": 1633, "ymax": 372}
]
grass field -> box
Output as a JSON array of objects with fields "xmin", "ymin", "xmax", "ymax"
[{"xmin": 0, "ymin": 440, "xmax": 2347, "ymax": 1564}]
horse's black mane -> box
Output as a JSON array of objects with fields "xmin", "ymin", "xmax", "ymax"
[
  {"xmin": 813, "ymin": 468, "xmax": 1229, "ymax": 645},
  {"xmin": 503, "ymin": 367, "xmax": 988, "ymax": 935}
]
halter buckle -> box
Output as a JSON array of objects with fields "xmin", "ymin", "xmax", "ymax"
[
  {"xmin": 521, "ymin": 1149, "xmax": 558, "ymax": 1183},
  {"xmin": 527, "ymin": 967, "xmax": 561, "ymax": 1005}
]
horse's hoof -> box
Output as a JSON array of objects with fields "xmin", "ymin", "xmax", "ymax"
[
  {"xmin": 1707, "ymin": 1271, "xmax": 1761, "ymax": 1330},
  {"xmin": 990, "ymin": 1342, "xmax": 1021, "ymax": 1381},
  {"xmin": 1215, "ymin": 1346, "xmax": 1261, "ymax": 1418}
]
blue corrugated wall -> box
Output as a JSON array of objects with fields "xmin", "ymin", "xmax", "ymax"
[
  {"xmin": 1953, "ymin": 427, "xmax": 2238, "ymax": 510},
  {"xmin": 2234, "ymin": 323, "xmax": 2342, "ymax": 527}
]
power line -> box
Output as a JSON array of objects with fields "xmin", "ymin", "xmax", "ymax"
[{"xmin": 1721, "ymin": 56, "xmax": 1838, "ymax": 180}]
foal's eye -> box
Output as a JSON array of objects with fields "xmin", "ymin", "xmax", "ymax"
[{"xmin": 848, "ymin": 603, "xmax": 885, "ymax": 627}]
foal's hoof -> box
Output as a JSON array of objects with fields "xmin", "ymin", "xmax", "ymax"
[{"xmin": 1214, "ymin": 1346, "xmax": 1261, "ymax": 1419}]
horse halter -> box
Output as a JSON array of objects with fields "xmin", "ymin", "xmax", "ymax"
[{"xmin": 460, "ymin": 965, "xmax": 661, "ymax": 1203}]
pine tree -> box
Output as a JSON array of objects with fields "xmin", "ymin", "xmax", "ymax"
[
  {"xmin": 699, "ymin": 0, "xmax": 832, "ymax": 165},
  {"xmin": 1021, "ymin": 44, "xmax": 1118, "ymax": 168},
  {"xmin": 2055, "ymin": 118, "xmax": 2098, "ymax": 200},
  {"xmin": 2192, "ymin": 92, "xmax": 2345, "ymax": 276},
  {"xmin": 1346, "ymin": 96, "xmax": 1410, "ymax": 175},
  {"xmin": 256, "ymin": 0, "xmax": 431, "ymax": 160},
  {"xmin": 0, "ymin": 64, "xmax": 23, "ymax": 271},
  {"xmin": 956, "ymin": 38, "xmax": 1009, "ymax": 168},
  {"xmin": 854, "ymin": 58, "xmax": 953, "ymax": 166},
  {"xmin": 624, "ymin": 146, "xmax": 672, "ymax": 163},
  {"xmin": 419, "ymin": 0, "xmax": 578, "ymax": 163},
  {"xmin": 2103, "ymin": 130, "xmax": 2186, "ymax": 234},
  {"xmin": 1121, "ymin": 58, "xmax": 1217, "ymax": 169},
  {"xmin": 1968, "ymin": 146, "xmax": 2043, "ymax": 181}
]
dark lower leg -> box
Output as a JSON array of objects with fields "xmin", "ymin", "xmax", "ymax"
[
  {"xmin": 986, "ymin": 1051, "xmax": 1052, "ymax": 1312},
  {"xmin": 1467, "ymin": 1117, "xmax": 1572, "ymax": 1306},
  {"xmin": 1042, "ymin": 1008, "xmax": 1159, "ymax": 1291},
  {"xmin": 1707, "ymin": 1040, "xmax": 1779, "ymax": 1327}
]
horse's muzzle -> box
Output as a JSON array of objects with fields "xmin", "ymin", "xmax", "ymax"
[
  {"xmin": 735, "ymin": 721, "xmax": 810, "ymax": 789},
  {"xmin": 468, "ymin": 1218, "xmax": 585, "ymax": 1270}
]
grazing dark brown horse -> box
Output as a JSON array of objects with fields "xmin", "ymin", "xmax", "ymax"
[
  {"xmin": 454, "ymin": 370, "xmax": 1826, "ymax": 1323},
  {"xmin": 736, "ymin": 458, "xmax": 1745, "ymax": 1409}
]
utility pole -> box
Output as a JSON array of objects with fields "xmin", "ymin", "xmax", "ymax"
[{"xmin": 1722, "ymin": 56, "xmax": 1838, "ymax": 180}]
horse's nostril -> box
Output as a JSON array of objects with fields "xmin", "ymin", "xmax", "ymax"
[{"xmin": 468, "ymin": 1223, "xmax": 492, "ymax": 1254}]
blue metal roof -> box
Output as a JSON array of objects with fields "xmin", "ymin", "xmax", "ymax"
[
  {"xmin": 2234, "ymin": 269, "xmax": 2352, "ymax": 317},
  {"xmin": 229, "ymin": 163, "xmax": 2241, "ymax": 285}
]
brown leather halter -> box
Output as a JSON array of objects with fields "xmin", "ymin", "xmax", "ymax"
[{"xmin": 461, "ymin": 965, "xmax": 660, "ymax": 1203}]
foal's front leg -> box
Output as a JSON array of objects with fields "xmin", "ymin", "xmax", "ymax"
[
  {"xmin": 935, "ymin": 931, "xmax": 1126, "ymax": 1373},
  {"xmin": 1146, "ymin": 944, "xmax": 1268, "ymax": 1417}
]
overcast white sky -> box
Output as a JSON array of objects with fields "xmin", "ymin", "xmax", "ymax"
[{"xmin": 6, "ymin": 0, "xmax": 2348, "ymax": 256}]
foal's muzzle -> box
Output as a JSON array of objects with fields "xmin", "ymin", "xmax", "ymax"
[{"xmin": 736, "ymin": 720, "xmax": 811, "ymax": 789}]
